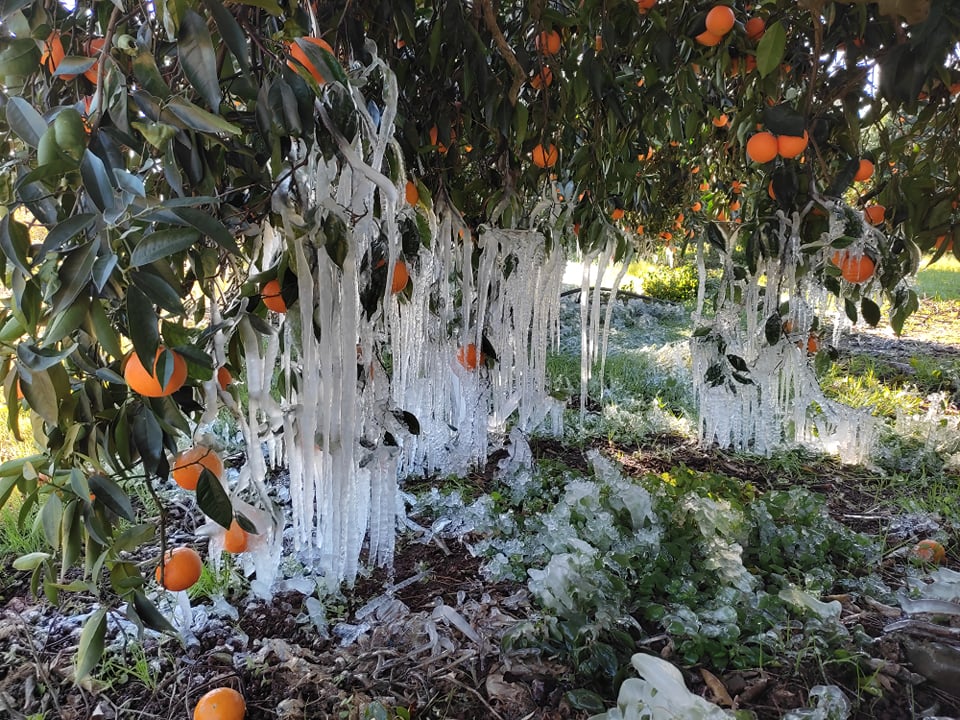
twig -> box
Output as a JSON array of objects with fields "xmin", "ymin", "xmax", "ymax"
[
  {"xmin": 478, "ymin": 0, "xmax": 526, "ymax": 106},
  {"xmin": 441, "ymin": 674, "xmax": 507, "ymax": 720},
  {"xmin": 90, "ymin": 6, "xmax": 122, "ymax": 136}
]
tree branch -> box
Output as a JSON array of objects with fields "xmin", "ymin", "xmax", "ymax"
[
  {"xmin": 479, "ymin": 0, "xmax": 526, "ymax": 106},
  {"xmin": 89, "ymin": 6, "xmax": 122, "ymax": 136}
]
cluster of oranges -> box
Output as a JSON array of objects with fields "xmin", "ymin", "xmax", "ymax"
[
  {"xmin": 41, "ymin": 30, "xmax": 106, "ymax": 83},
  {"xmin": 695, "ymin": 5, "xmax": 736, "ymax": 47},
  {"xmin": 746, "ymin": 129, "xmax": 809, "ymax": 164}
]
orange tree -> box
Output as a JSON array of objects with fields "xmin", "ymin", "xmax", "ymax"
[{"xmin": 0, "ymin": 0, "xmax": 958, "ymax": 674}]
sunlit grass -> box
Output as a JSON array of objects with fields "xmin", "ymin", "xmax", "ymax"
[{"xmin": 916, "ymin": 253, "xmax": 960, "ymax": 300}]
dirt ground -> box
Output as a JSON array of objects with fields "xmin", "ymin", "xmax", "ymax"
[{"xmin": 2, "ymin": 301, "xmax": 960, "ymax": 720}]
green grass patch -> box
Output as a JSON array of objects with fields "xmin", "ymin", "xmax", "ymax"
[
  {"xmin": 819, "ymin": 355, "xmax": 930, "ymax": 418},
  {"xmin": 916, "ymin": 253, "xmax": 960, "ymax": 300}
]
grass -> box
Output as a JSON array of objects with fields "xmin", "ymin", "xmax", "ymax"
[
  {"xmin": 0, "ymin": 488, "xmax": 45, "ymax": 565},
  {"xmin": 916, "ymin": 253, "xmax": 960, "ymax": 300}
]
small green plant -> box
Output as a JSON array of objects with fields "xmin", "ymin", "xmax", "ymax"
[
  {"xmin": 0, "ymin": 487, "xmax": 44, "ymax": 562},
  {"xmin": 640, "ymin": 263, "xmax": 699, "ymax": 303},
  {"xmin": 97, "ymin": 640, "xmax": 159, "ymax": 691},
  {"xmin": 188, "ymin": 554, "xmax": 247, "ymax": 601}
]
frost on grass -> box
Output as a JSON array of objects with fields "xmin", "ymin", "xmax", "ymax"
[{"xmin": 691, "ymin": 209, "xmax": 877, "ymax": 462}]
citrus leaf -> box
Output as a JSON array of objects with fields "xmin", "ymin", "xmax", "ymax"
[
  {"xmin": 18, "ymin": 366, "xmax": 62, "ymax": 425},
  {"xmin": 203, "ymin": 0, "xmax": 251, "ymax": 74},
  {"xmin": 13, "ymin": 551, "xmax": 51, "ymax": 571},
  {"xmin": 52, "ymin": 55, "xmax": 96, "ymax": 77},
  {"xmin": 79, "ymin": 149, "xmax": 116, "ymax": 213},
  {"xmin": 861, "ymin": 297, "xmax": 881, "ymax": 327},
  {"xmin": 88, "ymin": 474, "xmax": 135, "ymax": 522},
  {"xmin": 130, "ymin": 228, "xmax": 201, "ymax": 267},
  {"xmin": 0, "ymin": 214, "xmax": 30, "ymax": 274},
  {"xmin": 126, "ymin": 285, "xmax": 160, "ymax": 366},
  {"xmin": 74, "ymin": 607, "xmax": 107, "ymax": 682},
  {"xmin": 130, "ymin": 407, "xmax": 164, "ymax": 478},
  {"xmin": 40, "ymin": 213, "xmax": 97, "ymax": 255},
  {"xmin": 131, "ymin": 270, "xmax": 184, "ymax": 315},
  {"xmin": 132, "ymin": 50, "xmax": 172, "ymax": 99},
  {"xmin": 166, "ymin": 97, "xmax": 240, "ymax": 135},
  {"xmin": 756, "ymin": 21, "xmax": 786, "ymax": 78},
  {"xmin": 177, "ymin": 9, "xmax": 222, "ymax": 112},
  {"xmin": 5, "ymin": 97, "xmax": 46, "ymax": 147},
  {"xmin": 0, "ymin": 37, "xmax": 39, "ymax": 77},
  {"xmin": 132, "ymin": 590, "xmax": 177, "ymax": 634},
  {"xmin": 171, "ymin": 207, "xmax": 241, "ymax": 255},
  {"xmin": 196, "ymin": 468, "xmax": 233, "ymax": 529},
  {"xmin": 39, "ymin": 491, "xmax": 63, "ymax": 549},
  {"xmin": 89, "ymin": 299, "xmax": 123, "ymax": 359}
]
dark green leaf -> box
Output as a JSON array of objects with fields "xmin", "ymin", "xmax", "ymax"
[
  {"xmin": 40, "ymin": 213, "xmax": 97, "ymax": 255},
  {"xmin": 88, "ymin": 474, "xmax": 136, "ymax": 522},
  {"xmin": 860, "ymin": 297, "xmax": 881, "ymax": 327},
  {"xmin": 131, "ymin": 408, "xmax": 164, "ymax": 478},
  {"xmin": 131, "ymin": 271, "xmax": 185, "ymax": 315},
  {"xmin": 0, "ymin": 214, "xmax": 30, "ymax": 274},
  {"xmin": 762, "ymin": 104, "xmax": 806, "ymax": 137},
  {"xmin": 39, "ymin": 491, "xmax": 63, "ymax": 549},
  {"xmin": 79, "ymin": 150, "xmax": 116, "ymax": 212},
  {"xmin": 132, "ymin": 590, "xmax": 177, "ymax": 634},
  {"xmin": 17, "ymin": 367, "xmax": 61, "ymax": 425},
  {"xmin": 5, "ymin": 97, "xmax": 47, "ymax": 147},
  {"xmin": 132, "ymin": 51, "xmax": 172, "ymax": 99},
  {"xmin": 74, "ymin": 607, "xmax": 107, "ymax": 681},
  {"xmin": 171, "ymin": 207, "xmax": 241, "ymax": 255},
  {"xmin": 50, "ymin": 241, "xmax": 97, "ymax": 316},
  {"xmin": 126, "ymin": 285, "xmax": 160, "ymax": 366},
  {"xmin": 166, "ymin": 97, "xmax": 241, "ymax": 135},
  {"xmin": 12, "ymin": 551, "xmax": 51, "ymax": 571},
  {"xmin": 52, "ymin": 55, "xmax": 96, "ymax": 77},
  {"xmin": 130, "ymin": 228, "xmax": 201, "ymax": 267},
  {"xmin": 178, "ymin": 9, "xmax": 222, "ymax": 111},
  {"xmin": 565, "ymin": 689, "xmax": 606, "ymax": 713},
  {"xmin": 756, "ymin": 21, "xmax": 786, "ymax": 78},
  {"xmin": 196, "ymin": 468, "xmax": 233, "ymax": 529},
  {"xmin": 0, "ymin": 38, "xmax": 40, "ymax": 78},
  {"xmin": 392, "ymin": 410, "xmax": 420, "ymax": 435},
  {"xmin": 726, "ymin": 354, "xmax": 749, "ymax": 373},
  {"xmin": 844, "ymin": 298, "xmax": 858, "ymax": 323},
  {"xmin": 203, "ymin": 0, "xmax": 251, "ymax": 73},
  {"xmin": 89, "ymin": 299, "xmax": 123, "ymax": 359}
]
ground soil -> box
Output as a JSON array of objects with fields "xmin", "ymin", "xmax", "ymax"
[{"xmin": 2, "ymin": 303, "xmax": 960, "ymax": 720}]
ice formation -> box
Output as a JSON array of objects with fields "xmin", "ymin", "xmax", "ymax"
[
  {"xmin": 691, "ymin": 208, "xmax": 877, "ymax": 462},
  {"xmin": 206, "ymin": 46, "xmax": 567, "ymax": 593}
]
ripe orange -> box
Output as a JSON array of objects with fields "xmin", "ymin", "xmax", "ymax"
[
  {"xmin": 745, "ymin": 17, "xmax": 766, "ymax": 41},
  {"xmin": 530, "ymin": 66, "xmax": 553, "ymax": 89},
  {"xmin": 457, "ymin": 343, "xmax": 484, "ymax": 371},
  {"xmin": 830, "ymin": 250, "xmax": 876, "ymax": 284},
  {"xmin": 853, "ymin": 159, "xmax": 874, "ymax": 182},
  {"xmin": 746, "ymin": 132, "xmax": 778, "ymax": 163},
  {"xmin": 286, "ymin": 37, "xmax": 334, "ymax": 85},
  {"xmin": 864, "ymin": 204, "xmax": 886, "ymax": 226},
  {"xmin": 806, "ymin": 334, "xmax": 820, "ymax": 354},
  {"xmin": 172, "ymin": 446, "xmax": 224, "ymax": 491},
  {"xmin": 405, "ymin": 180, "xmax": 419, "ymax": 205},
  {"xmin": 913, "ymin": 539, "xmax": 946, "ymax": 564},
  {"xmin": 637, "ymin": 0, "xmax": 657, "ymax": 12},
  {"xmin": 611, "ymin": 208, "xmax": 625, "ymax": 221},
  {"xmin": 41, "ymin": 31, "xmax": 76, "ymax": 79},
  {"xmin": 217, "ymin": 366, "xmax": 232, "ymax": 391},
  {"xmin": 156, "ymin": 547, "xmax": 203, "ymax": 592},
  {"xmin": 712, "ymin": 113, "xmax": 729, "ymax": 128},
  {"xmin": 731, "ymin": 180, "xmax": 744, "ymax": 194},
  {"xmin": 531, "ymin": 143, "xmax": 559, "ymax": 168},
  {"xmin": 777, "ymin": 130, "xmax": 809, "ymax": 159},
  {"xmin": 193, "ymin": 687, "xmax": 246, "ymax": 720},
  {"xmin": 125, "ymin": 347, "xmax": 188, "ymax": 397},
  {"xmin": 699, "ymin": 181, "xmax": 710, "ymax": 191},
  {"xmin": 84, "ymin": 37, "xmax": 106, "ymax": 83},
  {"xmin": 691, "ymin": 201, "xmax": 702, "ymax": 212},
  {"xmin": 705, "ymin": 6, "xmax": 736, "ymax": 36},
  {"xmin": 391, "ymin": 260, "xmax": 410, "ymax": 293},
  {"xmin": 695, "ymin": 30, "xmax": 723, "ymax": 47},
  {"xmin": 730, "ymin": 199, "xmax": 741, "ymax": 212},
  {"xmin": 223, "ymin": 520, "xmax": 249, "ymax": 553},
  {"xmin": 660, "ymin": 230, "xmax": 673, "ymax": 241},
  {"xmin": 536, "ymin": 30, "xmax": 561, "ymax": 55},
  {"xmin": 261, "ymin": 278, "xmax": 287, "ymax": 313}
]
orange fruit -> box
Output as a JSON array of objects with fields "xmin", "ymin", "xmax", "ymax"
[
  {"xmin": 156, "ymin": 547, "xmax": 203, "ymax": 592},
  {"xmin": 731, "ymin": 180, "xmax": 744, "ymax": 194},
  {"xmin": 730, "ymin": 199, "xmax": 741, "ymax": 211},
  {"xmin": 223, "ymin": 520, "xmax": 249, "ymax": 553},
  {"xmin": 41, "ymin": 31, "xmax": 76, "ymax": 79},
  {"xmin": 777, "ymin": 131, "xmax": 809, "ymax": 159},
  {"xmin": 806, "ymin": 334, "xmax": 820, "ymax": 354},
  {"xmin": 913, "ymin": 539, "xmax": 946, "ymax": 564},
  {"xmin": 705, "ymin": 6, "xmax": 736, "ymax": 36},
  {"xmin": 84, "ymin": 37, "xmax": 106, "ymax": 83},
  {"xmin": 261, "ymin": 278, "xmax": 287, "ymax": 313},
  {"xmin": 864, "ymin": 204, "xmax": 886, "ymax": 226},
  {"xmin": 428, "ymin": 125, "xmax": 455, "ymax": 153},
  {"xmin": 768, "ymin": 181, "xmax": 777, "ymax": 200},
  {"xmin": 746, "ymin": 132, "xmax": 778, "ymax": 163},
  {"xmin": 611, "ymin": 208, "xmax": 625, "ymax": 221},
  {"xmin": 193, "ymin": 687, "xmax": 246, "ymax": 720},
  {"xmin": 691, "ymin": 202, "xmax": 702, "ymax": 212},
  {"xmin": 695, "ymin": 30, "xmax": 723, "ymax": 47},
  {"xmin": 712, "ymin": 113, "xmax": 729, "ymax": 128},
  {"xmin": 391, "ymin": 260, "xmax": 409, "ymax": 293},
  {"xmin": 405, "ymin": 179, "xmax": 419, "ymax": 204},
  {"xmin": 217, "ymin": 366, "xmax": 232, "ymax": 391},
  {"xmin": 830, "ymin": 250, "xmax": 876, "ymax": 284},
  {"xmin": 125, "ymin": 347, "xmax": 188, "ymax": 397},
  {"xmin": 536, "ymin": 30, "xmax": 561, "ymax": 55},
  {"xmin": 286, "ymin": 37, "xmax": 334, "ymax": 85},
  {"xmin": 699, "ymin": 181, "xmax": 710, "ymax": 191},
  {"xmin": 172, "ymin": 446, "xmax": 224, "ymax": 491},
  {"xmin": 457, "ymin": 343, "xmax": 484, "ymax": 371},
  {"xmin": 637, "ymin": 0, "xmax": 657, "ymax": 12},
  {"xmin": 531, "ymin": 143, "xmax": 559, "ymax": 168},
  {"xmin": 530, "ymin": 66, "xmax": 553, "ymax": 89},
  {"xmin": 935, "ymin": 235, "xmax": 954, "ymax": 253},
  {"xmin": 745, "ymin": 17, "xmax": 766, "ymax": 41},
  {"xmin": 637, "ymin": 225, "xmax": 645, "ymax": 235},
  {"xmin": 853, "ymin": 159, "xmax": 874, "ymax": 182}
]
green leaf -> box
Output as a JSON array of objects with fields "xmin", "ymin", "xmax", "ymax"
[
  {"xmin": 131, "ymin": 270, "xmax": 185, "ymax": 315},
  {"xmin": 89, "ymin": 299, "xmax": 123, "ymax": 359},
  {"xmin": 18, "ymin": 366, "xmax": 62, "ymax": 425},
  {"xmin": 203, "ymin": 0, "xmax": 250, "ymax": 74},
  {"xmin": 295, "ymin": 38, "xmax": 350, "ymax": 87},
  {"xmin": 131, "ymin": 120, "xmax": 178, "ymax": 149},
  {"xmin": 40, "ymin": 213, "xmax": 97, "ymax": 255},
  {"xmin": 50, "ymin": 241, "xmax": 97, "ymax": 316},
  {"xmin": 166, "ymin": 97, "xmax": 241, "ymax": 136},
  {"xmin": 0, "ymin": 38, "xmax": 40, "ymax": 78},
  {"xmin": 178, "ymin": 9, "xmax": 222, "ymax": 111},
  {"xmin": 234, "ymin": 0, "xmax": 282, "ymax": 14},
  {"xmin": 0, "ymin": 214, "xmax": 30, "ymax": 274},
  {"xmin": 126, "ymin": 285, "xmax": 160, "ymax": 366},
  {"xmin": 171, "ymin": 207, "xmax": 241, "ymax": 255},
  {"xmin": 88, "ymin": 474, "xmax": 136, "ymax": 522},
  {"xmin": 130, "ymin": 228, "xmax": 201, "ymax": 267},
  {"xmin": 132, "ymin": 590, "xmax": 177, "ymax": 634},
  {"xmin": 861, "ymin": 297, "xmax": 881, "ymax": 327},
  {"xmin": 114, "ymin": 523, "xmax": 156, "ymax": 553},
  {"xmin": 39, "ymin": 491, "xmax": 63, "ymax": 550},
  {"xmin": 13, "ymin": 551, "xmax": 51, "ymax": 571},
  {"xmin": 132, "ymin": 50, "xmax": 172, "ymax": 99},
  {"xmin": 52, "ymin": 55, "xmax": 96, "ymax": 78},
  {"xmin": 756, "ymin": 21, "xmax": 786, "ymax": 78},
  {"xmin": 5, "ymin": 97, "xmax": 47, "ymax": 147},
  {"xmin": 74, "ymin": 607, "xmax": 107, "ymax": 682},
  {"xmin": 131, "ymin": 407, "xmax": 164, "ymax": 477},
  {"xmin": 79, "ymin": 149, "xmax": 116, "ymax": 213},
  {"xmin": 196, "ymin": 468, "xmax": 233, "ymax": 529},
  {"xmin": 565, "ymin": 689, "xmax": 606, "ymax": 713}
]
